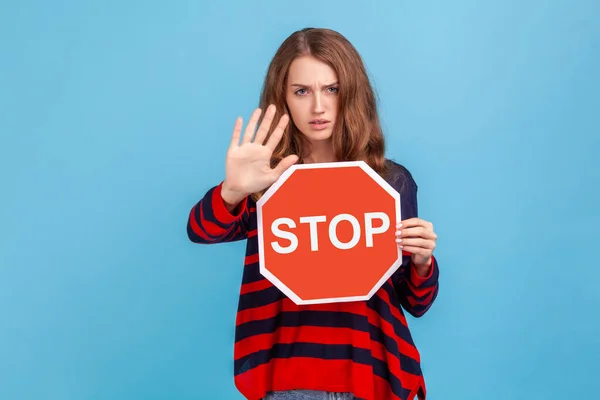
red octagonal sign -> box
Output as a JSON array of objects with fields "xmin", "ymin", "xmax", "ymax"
[{"xmin": 256, "ymin": 161, "xmax": 401, "ymax": 305}]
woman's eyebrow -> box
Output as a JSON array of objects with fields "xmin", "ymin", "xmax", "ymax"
[{"xmin": 289, "ymin": 81, "xmax": 339, "ymax": 88}]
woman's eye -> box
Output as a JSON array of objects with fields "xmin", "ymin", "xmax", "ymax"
[
  {"xmin": 295, "ymin": 88, "xmax": 307, "ymax": 95},
  {"xmin": 328, "ymin": 87, "xmax": 339, "ymax": 93}
]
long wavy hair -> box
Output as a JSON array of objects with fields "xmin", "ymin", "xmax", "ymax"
[{"xmin": 251, "ymin": 27, "xmax": 389, "ymax": 201}]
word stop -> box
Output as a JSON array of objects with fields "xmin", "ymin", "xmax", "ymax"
[{"xmin": 269, "ymin": 212, "xmax": 391, "ymax": 254}]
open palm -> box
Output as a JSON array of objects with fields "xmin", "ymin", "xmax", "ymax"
[{"xmin": 223, "ymin": 105, "xmax": 299, "ymax": 199}]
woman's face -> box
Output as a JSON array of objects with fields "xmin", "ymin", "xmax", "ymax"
[{"xmin": 285, "ymin": 55, "xmax": 340, "ymax": 144}]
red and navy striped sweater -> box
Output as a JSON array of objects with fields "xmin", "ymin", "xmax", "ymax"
[{"xmin": 186, "ymin": 161, "xmax": 439, "ymax": 400}]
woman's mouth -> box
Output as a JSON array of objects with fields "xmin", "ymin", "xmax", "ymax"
[{"xmin": 309, "ymin": 119, "xmax": 330, "ymax": 130}]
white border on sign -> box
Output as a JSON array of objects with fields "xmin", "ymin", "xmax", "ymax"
[{"xmin": 256, "ymin": 160, "xmax": 402, "ymax": 305}]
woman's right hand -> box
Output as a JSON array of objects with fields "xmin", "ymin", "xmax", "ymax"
[{"xmin": 221, "ymin": 104, "xmax": 299, "ymax": 205}]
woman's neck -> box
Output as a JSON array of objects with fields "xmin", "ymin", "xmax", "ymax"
[{"xmin": 304, "ymin": 139, "xmax": 336, "ymax": 164}]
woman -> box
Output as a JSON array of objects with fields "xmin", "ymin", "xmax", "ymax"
[{"xmin": 187, "ymin": 27, "xmax": 439, "ymax": 400}]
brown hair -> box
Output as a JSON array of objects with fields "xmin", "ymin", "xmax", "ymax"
[{"xmin": 251, "ymin": 27, "xmax": 388, "ymax": 201}]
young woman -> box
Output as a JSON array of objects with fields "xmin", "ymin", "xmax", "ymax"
[{"xmin": 187, "ymin": 28, "xmax": 439, "ymax": 400}]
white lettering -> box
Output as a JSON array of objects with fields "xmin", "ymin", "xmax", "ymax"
[
  {"xmin": 364, "ymin": 212, "xmax": 390, "ymax": 247},
  {"xmin": 269, "ymin": 212, "xmax": 391, "ymax": 254},
  {"xmin": 299, "ymin": 215, "xmax": 327, "ymax": 251},
  {"xmin": 270, "ymin": 217, "xmax": 298, "ymax": 254},
  {"xmin": 329, "ymin": 214, "xmax": 361, "ymax": 250}
]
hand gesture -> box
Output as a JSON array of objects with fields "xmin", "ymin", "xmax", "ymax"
[
  {"xmin": 222, "ymin": 105, "xmax": 299, "ymax": 204},
  {"xmin": 396, "ymin": 218, "xmax": 437, "ymax": 270}
]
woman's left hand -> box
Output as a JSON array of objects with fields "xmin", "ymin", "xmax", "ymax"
[{"xmin": 396, "ymin": 218, "xmax": 437, "ymax": 270}]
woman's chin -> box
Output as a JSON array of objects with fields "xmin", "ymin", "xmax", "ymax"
[{"xmin": 301, "ymin": 126, "xmax": 334, "ymax": 142}]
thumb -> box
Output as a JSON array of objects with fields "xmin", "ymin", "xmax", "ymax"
[{"xmin": 272, "ymin": 154, "xmax": 299, "ymax": 177}]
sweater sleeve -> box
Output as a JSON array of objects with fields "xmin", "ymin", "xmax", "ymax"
[
  {"xmin": 186, "ymin": 182, "xmax": 250, "ymax": 244},
  {"xmin": 389, "ymin": 163, "xmax": 440, "ymax": 318}
]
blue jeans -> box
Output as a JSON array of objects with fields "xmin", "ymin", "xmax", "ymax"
[{"xmin": 263, "ymin": 390, "xmax": 356, "ymax": 400}]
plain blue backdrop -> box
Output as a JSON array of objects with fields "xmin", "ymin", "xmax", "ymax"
[{"xmin": 1, "ymin": 0, "xmax": 599, "ymax": 399}]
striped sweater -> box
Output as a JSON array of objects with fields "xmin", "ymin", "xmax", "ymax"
[{"xmin": 186, "ymin": 160, "xmax": 439, "ymax": 400}]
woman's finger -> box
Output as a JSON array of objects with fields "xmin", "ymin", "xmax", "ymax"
[
  {"xmin": 272, "ymin": 153, "xmax": 299, "ymax": 176},
  {"xmin": 396, "ymin": 237, "xmax": 436, "ymax": 250},
  {"xmin": 229, "ymin": 117, "xmax": 243, "ymax": 150},
  {"xmin": 241, "ymin": 108, "xmax": 262, "ymax": 144},
  {"xmin": 396, "ymin": 226, "xmax": 437, "ymax": 240},
  {"xmin": 254, "ymin": 104, "xmax": 276, "ymax": 145},
  {"xmin": 265, "ymin": 114, "xmax": 290, "ymax": 150},
  {"xmin": 397, "ymin": 217, "xmax": 423, "ymax": 228},
  {"xmin": 398, "ymin": 245, "xmax": 432, "ymax": 258},
  {"xmin": 396, "ymin": 218, "xmax": 433, "ymax": 231}
]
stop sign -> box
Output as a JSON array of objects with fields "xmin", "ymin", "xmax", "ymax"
[{"xmin": 256, "ymin": 161, "xmax": 402, "ymax": 305}]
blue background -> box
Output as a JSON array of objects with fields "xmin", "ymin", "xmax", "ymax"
[{"xmin": 1, "ymin": 0, "xmax": 599, "ymax": 399}]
